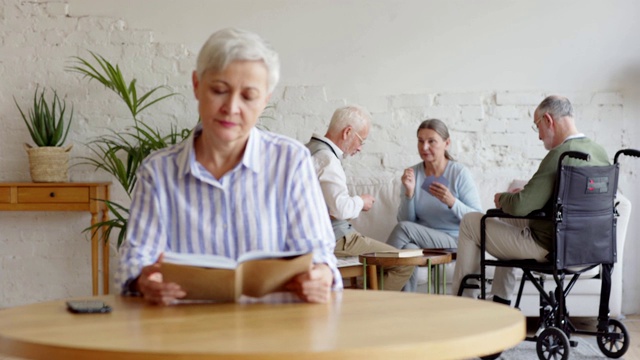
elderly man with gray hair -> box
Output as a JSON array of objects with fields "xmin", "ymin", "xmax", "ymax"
[
  {"xmin": 306, "ymin": 105, "xmax": 413, "ymax": 291},
  {"xmin": 452, "ymin": 95, "xmax": 610, "ymax": 305}
]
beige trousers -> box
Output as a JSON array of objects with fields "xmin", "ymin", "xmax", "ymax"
[
  {"xmin": 335, "ymin": 232, "xmax": 413, "ymax": 291},
  {"xmin": 452, "ymin": 212, "xmax": 548, "ymax": 300}
]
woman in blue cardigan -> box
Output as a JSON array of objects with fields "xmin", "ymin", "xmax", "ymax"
[{"xmin": 387, "ymin": 119, "xmax": 482, "ymax": 291}]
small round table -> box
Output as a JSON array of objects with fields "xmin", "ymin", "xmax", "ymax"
[{"xmin": 359, "ymin": 250, "xmax": 453, "ymax": 293}]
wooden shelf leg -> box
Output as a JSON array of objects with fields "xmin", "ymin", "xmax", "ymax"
[
  {"xmin": 101, "ymin": 198, "xmax": 110, "ymax": 294},
  {"xmin": 90, "ymin": 211, "xmax": 98, "ymax": 296}
]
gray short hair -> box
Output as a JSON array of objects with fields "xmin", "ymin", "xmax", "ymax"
[
  {"xmin": 328, "ymin": 105, "xmax": 372, "ymax": 133},
  {"xmin": 537, "ymin": 95, "xmax": 574, "ymax": 119},
  {"xmin": 196, "ymin": 28, "xmax": 280, "ymax": 93}
]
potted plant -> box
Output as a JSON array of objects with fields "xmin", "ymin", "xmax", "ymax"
[
  {"xmin": 68, "ymin": 52, "xmax": 189, "ymax": 247},
  {"xmin": 14, "ymin": 87, "xmax": 74, "ymax": 182}
]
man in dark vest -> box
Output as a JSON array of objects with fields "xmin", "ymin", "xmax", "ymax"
[{"xmin": 306, "ymin": 105, "xmax": 412, "ymax": 291}]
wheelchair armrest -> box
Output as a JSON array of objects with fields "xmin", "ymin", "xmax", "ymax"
[
  {"xmin": 483, "ymin": 208, "xmax": 548, "ymax": 220},
  {"xmin": 526, "ymin": 209, "xmax": 547, "ymax": 218},
  {"xmin": 486, "ymin": 209, "xmax": 505, "ymax": 216}
]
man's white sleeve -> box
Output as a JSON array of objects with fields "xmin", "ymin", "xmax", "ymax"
[{"xmin": 311, "ymin": 151, "xmax": 364, "ymax": 220}]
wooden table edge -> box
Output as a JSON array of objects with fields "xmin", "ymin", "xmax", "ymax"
[{"xmin": 0, "ymin": 292, "xmax": 525, "ymax": 360}]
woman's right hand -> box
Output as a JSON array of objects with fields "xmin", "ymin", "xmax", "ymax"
[
  {"xmin": 136, "ymin": 254, "xmax": 186, "ymax": 305},
  {"xmin": 401, "ymin": 168, "xmax": 416, "ymax": 198}
]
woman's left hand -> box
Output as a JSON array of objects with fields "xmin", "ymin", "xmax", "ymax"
[
  {"xmin": 285, "ymin": 263, "xmax": 333, "ymax": 303},
  {"xmin": 429, "ymin": 182, "xmax": 455, "ymax": 208}
]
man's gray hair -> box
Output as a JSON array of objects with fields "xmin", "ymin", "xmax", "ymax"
[
  {"xmin": 537, "ymin": 95, "xmax": 574, "ymax": 119},
  {"xmin": 196, "ymin": 28, "xmax": 280, "ymax": 93},
  {"xmin": 328, "ymin": 105, "xmax": 372, "ymax": 133}
]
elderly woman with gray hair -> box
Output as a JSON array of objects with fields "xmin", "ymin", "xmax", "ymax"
[
  {"xmin": 387, "ymin": 119, "xmax": 482, "ymax": 291},
  {"xmin": 117, "ymin": 28, "xmax": 340, "ymax": 304}
]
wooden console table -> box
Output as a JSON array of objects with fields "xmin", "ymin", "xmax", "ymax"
[{"xmin": 0, "ymin": 182, "xmax": 111, "ymax": 295}]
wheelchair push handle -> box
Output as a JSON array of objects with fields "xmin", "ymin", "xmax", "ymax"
[
  {"xmin": 554, "ymin": 151, "xmax": 590, "ymax": 206},
  {"xmin": 560, "ymin": 151, "xmax": 590, "ymax": 164},
  {"xmin": 614, "ymin": 148, "xmax": 640, "ymax": 164}
]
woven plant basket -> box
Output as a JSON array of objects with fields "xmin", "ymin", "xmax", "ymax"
[{"xmin": 24, "ymin": 143, "xmax": 72, "ymax": 182}]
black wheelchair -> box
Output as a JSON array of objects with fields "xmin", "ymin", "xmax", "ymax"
[{"xmin": 459, "ymin": 148, "xmax": 639, "ymax": 360}]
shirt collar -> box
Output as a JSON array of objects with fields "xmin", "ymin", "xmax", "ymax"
[
  {"xmin": 563, "ymin": 133, "xmax": 586, "ymax": 143},
  {"xmin": 242, "ymin": 127, "xmax": 263, "ymax": 173},
  {"xmin": 311, "ymin": 133, "xmax": 344, "ymax": 160},
  {"xmin": 177, "ymin": 124, "xmax": 263, "ymax": 178}
]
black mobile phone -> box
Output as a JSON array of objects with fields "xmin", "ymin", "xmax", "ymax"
[{"xmin": 66, "ymin": 300, "xmax": 112, "ymax": 314}]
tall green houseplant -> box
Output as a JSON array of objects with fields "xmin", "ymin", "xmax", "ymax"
[{"xmin": 69, "ymin": 52, "xmax": 192, "ymax": 247}]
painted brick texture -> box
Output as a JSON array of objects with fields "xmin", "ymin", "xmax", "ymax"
[{"xmin": 0, "ymin": 0, "xmax": 635, "ymax": 311}]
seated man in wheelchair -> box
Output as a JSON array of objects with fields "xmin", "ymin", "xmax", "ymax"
[{"xmin": 451, "ymin": 95, "xmax": 610, "ymax": 305}]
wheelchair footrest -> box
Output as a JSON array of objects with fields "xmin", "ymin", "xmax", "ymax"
[{"xmin": 570, "ymin": 340, "xmax": 578, "ymax": 347}]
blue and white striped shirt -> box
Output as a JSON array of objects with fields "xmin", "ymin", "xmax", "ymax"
[{"xmin": 117, "ymin": 124, "xmax": 342, "ymax": 293}]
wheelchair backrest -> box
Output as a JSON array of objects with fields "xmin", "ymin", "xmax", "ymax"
[{"xmin": 553, "ymin": 162, "xmax": 619, "ymax": 268}]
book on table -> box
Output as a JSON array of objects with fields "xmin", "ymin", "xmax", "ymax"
[
  {"xmin": 374, "ymin": 249, "xmax": 425, "ymax": 258},
  {"xmin": 336, "ymin": 256, "xmax": 361, "ymax": 267},
  {"xmin": 160, "ymin": 250, "xmax": 313, "ymax": 302}
]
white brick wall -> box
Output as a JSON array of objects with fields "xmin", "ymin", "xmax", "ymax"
[{"xmin": 0, "ymin": 0, "xmax": 639, "ymax": 315}]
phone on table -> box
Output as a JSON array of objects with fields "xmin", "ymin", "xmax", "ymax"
[{"xmin": 66, "ymin": 300, "xmax": 112, "ymax": 314}]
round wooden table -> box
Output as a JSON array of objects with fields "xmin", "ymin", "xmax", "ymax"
[
  {"xmin": 359, "ymin": 250, "xmax": 453, "ymax": 293},
  {"xmin": 0, "ymin": 290, "xmax": 525, "ymax": 360}
]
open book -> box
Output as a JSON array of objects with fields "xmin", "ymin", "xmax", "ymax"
[
  {"xmin": 374, "ymin": 249, "xmax": 425, "ymax": 258},
  {"xmin": 160, "ymin": 250, "xmax": 313, "ymax": 302}
]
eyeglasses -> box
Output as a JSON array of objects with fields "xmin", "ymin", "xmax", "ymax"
[
  {"xmin": 353, "ymin": 131, "xmax": 366, "ymax": 146},
  {"xmin": 531, "ymin": 114, "xmax": 545, "ymax": 133}
]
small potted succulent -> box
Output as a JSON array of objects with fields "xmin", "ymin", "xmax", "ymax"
[{"xmin": 14, "ymin": 86, "xmax": 74, "ymax": 182}]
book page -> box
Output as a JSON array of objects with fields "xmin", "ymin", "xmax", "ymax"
[
  {"xmin": 237, "ymin": 249, "xmax": 312, "ymax": 263},
  {"xmin": 375, "ymin": 249, "xmax": 424, "ymax": 257},
  {"xmin": 162, "ymin": 252, "xmax": 237, "ymax": 269},
  {"xmin": 238, "ymin": 253, "xmax": 313, "ymax": 298},
  {"xmin": 336, "ymin": 256, "xmax": 361, "ymax": 267},
  {"xmin": 162, "ymin": 249, "xmax": 310, "ymax": 268},
  {"xmin": 508, "ymin": 179, "xmax": 528, "ymax": 193},
  {"xmin": 160, "ymin": 263, "xmax": 238, "ymax": 302}
]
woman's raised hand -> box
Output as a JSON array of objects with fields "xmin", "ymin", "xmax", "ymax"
[{"xmin": 401, "ymin": 168, "xmax": 416, "ymax": 198}]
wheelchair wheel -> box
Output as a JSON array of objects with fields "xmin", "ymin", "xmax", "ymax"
[
  {"xmin": 480, "ymin": 352, "xmax": 501, "ymax": 360},
  {"xmin": 536, "ymin": 327, "xmax": 570, "ymax": 360},
  {"xmin": 596, "ymin": 318, "xmax": 629, "ymax": 358}
]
